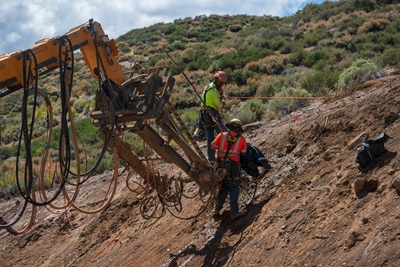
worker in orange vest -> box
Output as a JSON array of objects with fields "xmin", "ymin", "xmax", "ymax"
[{"xmin": 211, "ymin": 118, "xmax": 247, "ymax": 220}]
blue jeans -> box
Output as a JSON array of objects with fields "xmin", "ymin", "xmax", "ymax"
[{"xmin": 216, "ymin": 179, "xmax": 241, "ymax": 215}]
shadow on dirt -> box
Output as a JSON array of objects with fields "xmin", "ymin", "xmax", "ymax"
[
  {"xmin": 166, "ymin": 194, "xmax": 274, "ymax": 267},
  {"xmin": 379, "ymin": 151, "xmax": 398, "ymax": 167},
  {"xmin": 356, "ymin": 151, "xmax": 397, "ymax": 199}
]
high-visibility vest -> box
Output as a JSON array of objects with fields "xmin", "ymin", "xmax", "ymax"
[
  {"xmin": 200, "ymin": 82, "xmax": 223, "ymax": 110},
  {"xmin": 215, "ymin": 132, "xmax": 246, "ymax": 162}
]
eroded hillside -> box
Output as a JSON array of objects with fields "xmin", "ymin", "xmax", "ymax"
[{"xmin": 2, "ymin": 74, "xmax": 400, "ymax": 267}]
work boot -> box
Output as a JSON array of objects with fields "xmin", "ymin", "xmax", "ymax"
[
  {"xmin": 193, "ymin": 133, "xmax": 202, "ymax": 141},
  {"xmin": 213, "ymin": 207, "xmax": 221, "ymax": 219},
  {"xmin": 230, "ymin": 210, "xmax": 247, "ymax": 220}
]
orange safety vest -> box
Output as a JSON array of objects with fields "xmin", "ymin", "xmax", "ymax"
[{"xmin": 212, "ymin": 132, "xmax": 246, "ymax": 162}]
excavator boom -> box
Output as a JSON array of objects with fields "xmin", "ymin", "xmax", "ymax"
[{"xmin": 0, "ymin": 19, "xmax": 125, "ymax": 97}]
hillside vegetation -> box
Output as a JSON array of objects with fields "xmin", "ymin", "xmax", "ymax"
[
  {"xmin": 3, "ymin": 1, "xmax": 400, "ymax": 266},
  {"xmin": 2, "ymin": 49, "xmax": 400, "ymax": 267},
  {"xmin": 1, "ymin": 0, "xmax": 400, "ymax": 193}
]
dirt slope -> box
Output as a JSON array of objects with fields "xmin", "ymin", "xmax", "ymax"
[{"xmin": 2, "ymin": 74, "xmax": 400, "ymax": 267}]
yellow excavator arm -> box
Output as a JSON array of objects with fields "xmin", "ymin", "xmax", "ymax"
[{"xmin": 0, "ymin": 19, "xmax": 125, "ymax": 95}]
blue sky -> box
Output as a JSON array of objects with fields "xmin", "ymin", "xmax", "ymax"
[{"xmin": 0, "ymin": 0, "xmax": 333, "ymax": 55}]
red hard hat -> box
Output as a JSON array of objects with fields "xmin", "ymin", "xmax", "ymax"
[{"xmin": 214, "ymin": 71, "xmax": 227, "ymax": 83}]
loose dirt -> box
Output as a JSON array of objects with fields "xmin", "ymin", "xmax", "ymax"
[{"xmin": 2, "ymin": 74, "xmax": 400, "ymax": 267}]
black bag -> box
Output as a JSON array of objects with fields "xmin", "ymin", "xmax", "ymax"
[
  {"xmin": 356, "ymin": 133, "xmax": 391, "ymax": 171},
  {"xmin": 240, "ymin": 143, "xmax": 271, "ymax": 177}
]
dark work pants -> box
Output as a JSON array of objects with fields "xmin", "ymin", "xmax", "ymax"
[
  {"xmin": 216, "ymin": 160, "xmax": 241, "ymax": 215},
  {"xmin": 216, "ymin": 179, "xmax": 241, "ymax": 215}
]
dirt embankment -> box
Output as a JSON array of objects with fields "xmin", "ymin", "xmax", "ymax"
[{"xmin": 2, "ymin": 75, "xmax": 400, "ymax": 267}]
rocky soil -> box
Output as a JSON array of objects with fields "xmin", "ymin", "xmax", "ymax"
[{"xmin": 2, "ymin": 74, "xmax": 400, "ymax": 267}]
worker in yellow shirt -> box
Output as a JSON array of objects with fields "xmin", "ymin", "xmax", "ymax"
[{"xmin": 200, "ymin": 71, "xmax": 229, "ymax": 161}]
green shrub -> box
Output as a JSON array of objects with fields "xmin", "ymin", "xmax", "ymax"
[
  {"xmin": 74, "ymin": 118, "xmax": 101, "ymax": 145},
  {"xmin": 287, "ymin": 49, "xmax": 306, "ymax": 66},
  {"xmin": 235, "ymin": 100, "xmax": 266, "ymax": 125},
  {"xmin": 339, "ymin": 12, "xmax": 367, "ymax": 32},
  {"xmin": 267, "ymin": 87, "xmax": 311, "ymax": 116},
  {"xmin": 0, "ymin": 166, "xmax": 18, "ymax": 196},
  {"xmin": 338, "ymin": 59, "xmax": 379, "ymax": 91},
  {"xmin": 379, "ymin": 47, "xmax": 400, "ymax": 67},
  {"xmin": 0, "ymin": 146, "xmax": 12, "ymax": 161},
  {"xmin": 72, "ymin": 98, "xmax": 86, "ymax": 113},
  {"xmin": 163, "ymin": 24, "xmax": 178, "ymax": 35},
  {"xmin": 119, "ymin": 45, "xmax": 131, "ymax": 54},
  {"xmin": 280, "ymin": 42, "xmax": 293, "ymax": 54},
  {"xmin": 214, "ymin": 47, "xmax": 274, "ymax": 75},
  {"xmin": 179, "ymin": 107, "xmax": 199, "ymax": 125},
  {"xmin": 229, "ymin": 25, "xmax": 242, "ymax": 32},
  {"xmin": 208, "ymin": 59, "xmax": 224, "ymax": 73},
  {"xmin": 30, "ymin": 134, "xmax": 47, "ymax": 157},
  {"xmin": 171, "ymin": 86, "xmax": 199, "ymax": 109},
  {"xmin": 352, "ymin": 0, "xmax": 375, "ymax": 12},
  {"xmin": 303, "ymin": 25, "xmax": 332, "ymax": 47},
  {"xmin": 122, "ymin": 132, "xmax": 146, "ymax": 156},
  {"xmin": 300, "ymin": 69, "xmax": 340, "ymax": 95},
  {"xmin": 303, "ymin": 48, "xmax": 337, "ymax": 69},
  {"xmin": 265, "ymin": 36, "xmax": 286, "ymax": 51},
  {"xmin": 94, "ymin": 152, "xmax": 115, "ymax": 174},
  {"xmin": 169, "ymin": 41, "xmax": 186, "ymax": 51},
  {"xmin": 0, "ymin": 160, "xmax": 51, "ymax": 196}
]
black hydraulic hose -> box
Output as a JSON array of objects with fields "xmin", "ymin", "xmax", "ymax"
[
  {"xmin": 58, "ymin": 35, "xmax": 72, "ymax": 187},
  {"xmin": 0, "ymin": 50, "xmax": 36, "ymax": 229},
  {"xmin": 67, "ymin": 19, "xmax": 117, "ymax": 185},
  {"xmin": 1, "ymin": 39, "xmax": 76, "ymax": 228},
  {"xmin": 19, "ymin": 37, "xmax": 73, "ymax": 206},
  {"xmin": 21, "ymin": 35, "xmax": 74, "ymax": 206},
  {"xmin": 17, "ymin": 49, "xmax": 37, "ymax": 202},
  {"xmin": 16, "ymin": 36, "xmax": 74, "ymax": 207},
  {"xmin": 89, "ymin": 18, "xmax": 117, "ymax": 166}
]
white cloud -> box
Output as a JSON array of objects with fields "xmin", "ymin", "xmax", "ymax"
[
  {"xmin": 0, "ymin": 0, "xmax": 329, "ymax": 54},
  {"xmin": 5, "ymin": 32, "xmax": 22, "ymax": 44}
]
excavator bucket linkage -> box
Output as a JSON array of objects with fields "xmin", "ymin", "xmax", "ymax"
[{"xmin": 91, "ymin": 66, "xmax": 221, "ymax": 194}]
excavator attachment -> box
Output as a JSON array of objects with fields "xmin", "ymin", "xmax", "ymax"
[
  {"xmin": 0, "ymin": 19, "xmax": 221, "ymax": 234},
  {"xmin": 91, "ymin": 65, "xmax": 220, "ymax": 193}
]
